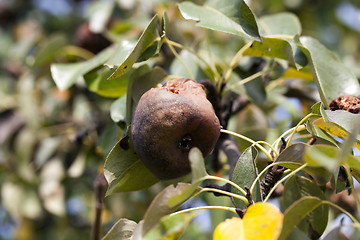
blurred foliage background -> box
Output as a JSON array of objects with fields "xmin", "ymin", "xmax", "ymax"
[{"xmin": 1, "ymin": 0, "xmax": 360, "ymax": 239}]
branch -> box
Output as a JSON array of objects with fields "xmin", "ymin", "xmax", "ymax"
[
  {"xmin": 91, "ymin": 173, "xmax": 107, "ymax": 240},
  {"xmin": 261, "ymin": 137, "xmax": 317, "ymax": 199}
]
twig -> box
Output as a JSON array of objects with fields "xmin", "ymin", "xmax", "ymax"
[
  {"xmin": 91, "ymin": 173, "xmax": 107, "ymax": 240},
  {"xmin": 261, "ymin": 136, "xmax": 317, "ymax": 199},
  {"xmin": 260, "ymin": 165, "xmax": 286, "ymax": 200},
  {"xmin": 218, "ymin": 134, "xmax": 241, "ymax": 178}
]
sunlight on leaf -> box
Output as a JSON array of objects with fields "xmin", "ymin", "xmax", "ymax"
[
  {"xmin": 243, "ymin": 37, "xmax": 296, "ymax": 66},
  {"xmin": 313, "ymin": 111, "xmax": 360, "ymax": 150},
  {"xmin": 51, "ymin": 47, "xmax": 114, "ymax": 90},
  {"xmin": 304, "ymin": 145, "xmax": 338, "ymax": 171},
  {"xmin": 189, "ymin": 147, "xmax": 208, "ymax": 183},
  {"xmin": 101, "ymin": 218, "xmax": 137, "ymax": 240},
  {"xmin": 84, "ymin": 66, "xmax": 130, "ymax": 98},
  {"xmin": 258, "ymin": 12, "xmax": 301, "ymax": 37},
  {"xmin": 300, "ymin": 37, "xmax": 360, "ymax": 107},
  {"xmin": 104, "ymin": 141, "xmax": 159, "ymax": 195},
  {"xmin": 87, "ymin": 1, "xmax": 115, "ymax": 33},
  {"xmin": 110, "ymin": 95, "xmax": 127, "ymax": 123},
  {"xmin": 178, "ymin": 1, "xmax": 260, "ymax": 41},
  {"xmin": 107, "ymin": 15, "xmax": 160, "ymax": 80}
]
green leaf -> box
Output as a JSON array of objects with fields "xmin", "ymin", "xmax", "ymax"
[
  {"xmin": 110, "ymin": 95, "xmax": 127, "ymax": 123},
  {"xmin": 189, "ymin": 147, "xmax": 208, "ymax": 183},
  {"xmin": 231, "ymin": 146, "xmax": 260, "ymax": 208},
  {"xmin": 275, "ymin": 143, "xmax": 332, "ymax": 184},
  {"xmin": 352, "ymin": 169, "xmax": 360, "ymax": 184},
  {"xmin": 142, "ymin": 183, "xmax": 201, "ymax": 236},
  {"xmin": 84, "ymin": 66, "xmax": 130, "ymax": 98},
  {"xmin": 178, "ymin": 1, "xmax": 260, "ymax": 41},
  {"xmin": 255, "ymin": 13, "xmax": 303, "ymax": 68},
  {"xmin": 275, "ymin": 143, "xmax": 305, "ymax": 168},
  {"xmin": 98, "ymin": 123, "xmax": 119, "ymax": 156},
  {"xmin": 286, "ymin": 228, "xmax": 311, "ymax": 240},
  {"xmin": 243, "ymin": 37, "xmax": 296, "ymax": 66},
  {"xmin": 306, "ymin": 119, "xmax": 338, "ymax": 147},
  {"xmin": 304, "ymin": 145, "xmax": 339, "ymax": 171},
  {"xmin": 125, "ymin": 65, "xmax": 168, "ymax": 125},
  {"xmin": 313, "ymin": 110, "xmax": 360, "ymax": 150},
  {"xmin": 141, "ymin": 149, "xmax": 209, "ymax": 236},
  {"xmin": 101, "ymin": 218, "xmax": 137, "ymax": 240},
  {"xmin": 231, "ymin": 67, "xmax": 267, "ymax": 105},
  {"xmin": 144, "ymin": 212, "xmax": 197, "ymax": 240},
  {"xmin": 169, "ymin": 50, "xmax": 202, "ymax": 80},
  {"xmin": 31, "ymin": 34, "xmax": 67, "ymax": 67},
  {"xmin": 161, "ymin": 11, "xmax": 168, "ymax": 39},
  {"xmin": 300, "ymin": 37, "xmax": 360, "ymax": 107},
  {"xmin": 279, "ymin": 196, "xmax": 323, "ymax": 240},
  {"xmin": 107, "ymin": 15, "xmax": 160, "ymax": 80},
  {"xmin": 310, "ymin": 102, "xmax": 323, "ymax": 116},
  {"xmin": 337, "ymin": 121, "xmax": 360, "ymax": 162},
  {"xmin": 125, "ymin": 64, "xmax": 151, "ymax": 125},
  {"xmin": 130, "ymin": 66, "xmax": 168, "ymax": 105},
  {"xmin": 305, "ymin": 144, "xmax": 360, "ymax": 171},
  {"xmin": 281, "ymin": 176, "xmax": 328, "ymax": 237},
  {"xmin": 106, "ymin": 40, "xmax": 136, "ymax": 67},
  {"xmin": 325, "ymin": 110, "xmax": 360, "ymax": 140},
  {"xmin": 104, "ymin": 141, "xmax": 159, "ymax": 195},
  {"xmin": 51, "ymin": 47, "xmax": 114, "ymax": 90},
  {"xmin": 87, "ymin": 0, "xmax": 115, "ymax": 33},
  {"xmin": 258, "ymin": 13, "xmax": 301, "ymax": 37}
]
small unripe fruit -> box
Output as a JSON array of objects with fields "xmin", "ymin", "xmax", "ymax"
[{"xmin": 131, "ymin": 78, "xmax": 221, "ymax": 180}]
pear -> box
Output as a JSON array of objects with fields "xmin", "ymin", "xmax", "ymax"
[{"xmin": 131, "ymin": 78, "xmax": 221, "ymax": 180}]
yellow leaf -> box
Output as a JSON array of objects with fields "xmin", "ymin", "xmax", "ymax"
[
  {"xmin": 213, "ymin": 203, "xmax": 283, "ymax": 240},
  {"xmin": 313, "ymin": 117, "xmax": 360, "ymax": 150}
]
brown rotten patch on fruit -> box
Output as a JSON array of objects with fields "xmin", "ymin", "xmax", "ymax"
[
  {"xmin": 131, "ymin": 78, "xmax": 221, "ymax": 180},
  {"xmin": 329, "ymin": 96, "xmax": 360, "ymax": 114}
]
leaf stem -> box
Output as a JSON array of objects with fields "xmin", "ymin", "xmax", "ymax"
[
  {"xmin": 170, "ymin": 205, "xmax": 237, "ymax": 217},
  {"xmin": 321, "ymin": 200, "xmax": 359, "ymax": 224},
  {"xmin": 249, "ymin": 162, "xmax": 278, "ymax": 196},
  {"xmin": 346, "ymin": 223, "xmax": 360, "ymax": 230},
  {"xmin": 165, "ymin": 38, "xmax": 195, "ymax": 80},
  {"xmin": 165, "ymin": 38, "xmax": 221, "ymax": 81},
  {"xmin": 272, "ymin": 125, "xmax": 307, "ymax": 153},
  {"xmin": 263, "ymin": 163, "xmax": 308, "ymax": 203},
  {"xmin": 221, "ymin": 129, "xmax": 273, "ymax": 161},
  {"xmin": 224, "ymin": 71, "xmax": 264, "ymax": 95},
  {"xmin": 200, "ymin": 188, "xmax": 249, "ymax": 205},
  {"xmin": 344, "ymin": 165, "xmax": 360, "ymax": 217},
  {"xmin": 223, "ymin": 42, "xmax": 252, "ymax": 83},
  {"xmin": 253, "ymin": 141, "xmax": 279, "ymax": 157},
  {"xmin": 63, "ymin": 46, "xmax": 95, "ymax": 60},
  {"xmin": 204, "ymin": 29, "xmax": 220, "ymax": 83},
  {"xmin": 199, "ymin": 175, "xmax": 247, "ymax": 196},
  {"xmin": 286, "ymin": 113, "xmax": 316, "ymax": 147}
]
